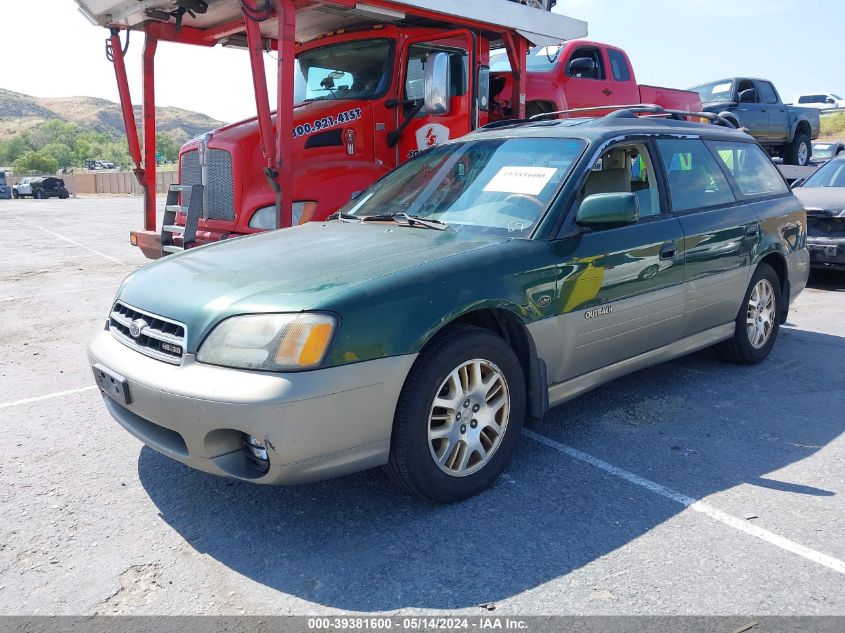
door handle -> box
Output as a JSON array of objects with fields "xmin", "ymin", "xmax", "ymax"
[
  {"xmin": 602, "ymin": 88, "xmax": 614, "ymax": 96},
  {"xmin": 659, "ymin": 241, "xmax": 677, "ymax": 260},
  {"xmin": 745, "ymin": 224, "xmax": 760, "ymax": 238}
]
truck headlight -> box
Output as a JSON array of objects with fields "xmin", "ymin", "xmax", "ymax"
[
  {"xmin": 197, "ymin": 313, "xmax": 337, "ymax": 371},
  {"xmin": 248, "ymin": 201, "xmax": 317, "ymax": 229}
]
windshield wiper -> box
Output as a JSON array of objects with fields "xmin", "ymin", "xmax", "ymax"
[
  {"xmin": 360, "ymin": 212, "xmax": 452, "ymax": 231},
  {"xmin": 326, "ymin": 211, "xmax": 360, "ymax": 223}
]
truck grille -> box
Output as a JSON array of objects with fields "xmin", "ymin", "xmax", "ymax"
[
  {"xmin": 807, "ymin": 214, "xmax": 845, "ymax": 238},
  {"xmin": 109, "ymin": 301, "xmax": 187, "ymax": 364},
  {"xmin": 180, "ymin": 148, "xmax": 236, "ymax": 221}
]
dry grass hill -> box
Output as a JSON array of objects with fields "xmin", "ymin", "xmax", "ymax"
[{"xmin": 0, "ymin": 88, "xmax": 224, "ymax": 143}]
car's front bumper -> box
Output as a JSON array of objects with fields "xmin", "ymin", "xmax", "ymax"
[
  {"xmin": 807, "ymin": 236, "xmax": 845, "ymax": 270},
  {"xmin": 87, "ymin": 330, "xmax": 417, "ymax": 484}
]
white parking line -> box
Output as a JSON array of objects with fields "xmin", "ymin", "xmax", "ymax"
[
  {"xmin": 524, "ymin": 429, "xmax": 845, "ymax": 577},
  {"xmin": 0, "ymin": 386, "xmax": 97, "ymax": 410},
  {"xmin": 0, "ymin": 285, "xmax": 118, "ymax": 302},
  {"xmin": 9, "ymin": 216, "xmax": 127, "ymax": 265}
]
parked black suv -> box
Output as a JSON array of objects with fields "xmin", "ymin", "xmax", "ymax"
[{"xmin": 0, "ymin": 171, "xmax": 10, "ymax": 200}]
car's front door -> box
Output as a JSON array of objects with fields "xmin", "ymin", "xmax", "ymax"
[
  {"xmin": 396, "ymin": 33, "xmax": 472, "ymax": 164},
  {"xmin": 734, "ymin": 78, "xmax": 769, "ymax": 139},
  {"xmin": 549, "ymin": 140, "xmax": 686, "ymax": 384},
  {"xmin": 560, "ymin": 45, "xmax": 615, "ymax": 112},
  {"xmin": 655, "ymin": 138, "xmax": 758, "ymax": 337}
]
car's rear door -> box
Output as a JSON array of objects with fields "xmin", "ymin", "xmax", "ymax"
[
  {"xmin": 655, "ymin": 138, "xmax": 758, "ymax": 338},
  {"xmin": 549, "ymin": 139, "xmax": 686, "ymax": 384}
]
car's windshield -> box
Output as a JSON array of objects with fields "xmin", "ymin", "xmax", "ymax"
[
  {"xmin": 294, "ymin": 39, "xmax": 392, "ymax": 105},
  {"xmin": 813, "ymin": 144, "xmax": 835, "ymax": 159},
  {"xmin": 801, "ymin": 160, "xmax": 845, "ymax": 188},
  {"xmin": 489, "ymin": 46, "xmax": 562, "ymax": 73},
  {"xmin": 691, "ymin": 80, "xmax": 735, "ymax": 103},
  {"xmin": 338, "ymin": 137, "xmax": 585, "ymax": 235}
]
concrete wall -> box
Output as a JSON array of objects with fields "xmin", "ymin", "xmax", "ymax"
[{"xmin": 8, "ymin": 170, "xmax": 178, "ymax": 196}]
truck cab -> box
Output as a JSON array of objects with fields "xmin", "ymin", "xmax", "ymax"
[
  {"xmin": 691, "ymin": 77, "xmax": 821, "ymax": 166},
  {"xmin": 489, "ymin": 40, "xmax": 702, "ymax": 118},
  {"xmin": 178, "ymin": 25, "xmax": 489, "ymax": 242}
]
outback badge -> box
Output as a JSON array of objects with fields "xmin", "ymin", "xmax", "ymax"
[{"xmin": 584, "ymin": 306, "xmax": 612, "ymax": 319}]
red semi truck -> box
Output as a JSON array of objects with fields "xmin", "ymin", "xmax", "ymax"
[{"xmin": 76, "ymin": 0, "xmax": 588, "ymax": 258}]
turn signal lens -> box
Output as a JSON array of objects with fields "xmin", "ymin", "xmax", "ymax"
[{"xmin": 197, "ymin": 313, "xmax": 337, "ymax": 371}]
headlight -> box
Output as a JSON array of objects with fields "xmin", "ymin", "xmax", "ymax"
[
  {"xmin": 248, "ymin": 201, "xmax": 318, "ymax": 229},
  {"xmin": 197, "ymin": 313, "xmax": 337, "ymax": 371}
]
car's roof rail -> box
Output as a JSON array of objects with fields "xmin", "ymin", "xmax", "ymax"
[{"xmin": 529, "ymin": 103, "xmax": 738, "ymax": 129}]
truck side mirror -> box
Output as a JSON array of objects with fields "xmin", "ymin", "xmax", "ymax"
[
  {"xmin": 567, "ymin": 57, "xmax": 595, "ymax": 77},
  {"xmin": 424, "ymin": 51, "xmax": 452, "ymax": 115},
  {"xmin": 576, "ymin": 192, "xmax": 640, "ymax": 229}
]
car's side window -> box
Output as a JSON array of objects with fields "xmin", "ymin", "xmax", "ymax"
[
  {"xmin": 656, "ymin": 139, "xmax": 736, "ymax": 212},
  {"xmin": 756, "ymin": 81, "xmax": 779, "ymax": 105},
  {"xmin": 566, "ymin": 47, "xmax": 605, "ymax": 80},
  {"xmin": 575, "ymin": 142, "xmax": 662, "ymax": 218},
  {"xmin": 710, "ymin": 141, "xmax": 789, "ymax": 198}
]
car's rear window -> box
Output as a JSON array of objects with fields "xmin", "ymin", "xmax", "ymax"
[
  {"xmin": 710, "ymin": 141, "xmax": 788, "ymax": 198},
  {"xmin": 656, "ymin": 139, "xmax": 736, "ymax": 211}
]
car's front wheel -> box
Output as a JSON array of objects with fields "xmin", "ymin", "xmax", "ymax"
[
  {"xmin": 385, "ymin": 325, "xmax": 525, "ymax": 503},
  {"xmin": 714, "ymin": 263, "xmax": 781, "ymax": 364}
]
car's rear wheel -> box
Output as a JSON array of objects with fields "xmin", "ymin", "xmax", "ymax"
[
  {"xmin": 785, "ymin": 133, "xmax": 811, "ymax": 166},
  {"xmin": 34, "ymin": 190, "xmax": 43, "ymax": 199},
  {"xmin": 385, "ymin": 325, "xmax": 525, "ymax": 503},
  {"xmin": 714, "ymin": 263, "xmax": 781, "ymax": 364}
]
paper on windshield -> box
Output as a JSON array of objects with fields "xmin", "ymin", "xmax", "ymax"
[
  {"xmin": 713, "ymin": 82, "xmax": 732, "ymax": 93},
  {"xmin": 484, "ymin": 166, "xmax": 558, "ymax": 196}
]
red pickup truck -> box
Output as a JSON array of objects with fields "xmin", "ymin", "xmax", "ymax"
[{"xmin": 490, "ymin": 40, "xmax": 702, "ymax": 118}]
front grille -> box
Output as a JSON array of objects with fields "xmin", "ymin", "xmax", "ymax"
[
  {"xmin": 808, "ymin": 214, "xmax": 845, "ymax": 238},
  {"xmin": 179, "ymin": 148, "xmax": 236, "ymax": 222},
  {"xmin": 109, "ymin": 301, "xmax": 187, "ymax": 364}
]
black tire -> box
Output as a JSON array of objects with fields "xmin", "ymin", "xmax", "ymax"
[
  {"xmin": 34, "ymin": 190, "xmax": 43, "ymax": 199},
  {"xmin": 385, "ymin": 325, "xmax": 526, "ymax": 503},
  {"xmin": 12, "ymin": 190, "xmax": 19, "ymax": 199},
  {"xmin": 714, "ymin": 263, "xmax": 782, "ymax": 364},
  {"xmin": 784, "ymin": 132, "xmax": 811, "ymax": 166}
]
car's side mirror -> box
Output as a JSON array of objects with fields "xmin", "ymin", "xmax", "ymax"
[
  {"xmin": 567, "ymin": 57, "xmax": 596, "ymax": 77},
  {"xmin": 424, "ymin": 51, "xmax": 451, "ymax": 116},
  {"xmin": 825, "ymin": 97, "xmax": 835, "ymax": 104},
  {"xmin": 790, "ymin": 178, "xmax": 805, "ymax": 189},
  {"xmin": 576, "ymin": 192, "xmax": 640, "ymax": 228},
  {"xmin": 739, "ymin": 88, "xmax": 758, "ymax": 103}
]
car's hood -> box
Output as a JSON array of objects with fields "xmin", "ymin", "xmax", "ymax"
[
  {"xmin": 792, "ymin": 187, "xmax": 845, "ymax": 214},
  {"xmin": 117, "ymin": 222, "xmax": 507, "ymax": 351}
]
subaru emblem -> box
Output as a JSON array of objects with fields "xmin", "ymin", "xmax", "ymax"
[{"xmin": 129, "ymin": 319, "xmax": 147, "ymax": 339}]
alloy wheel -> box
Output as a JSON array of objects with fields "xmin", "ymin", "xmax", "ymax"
[
  {"xmin": 428, "ymin": 359, "xmax": 510, "ymax": 477},
  {"xmin": 746, "ymin": 278, "xmax": 776, "ymax": 349}
]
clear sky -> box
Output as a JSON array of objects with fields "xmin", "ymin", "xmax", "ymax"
[{"xmin": 0, "ymin": 0, "xmax": 842, "ymax": 124}]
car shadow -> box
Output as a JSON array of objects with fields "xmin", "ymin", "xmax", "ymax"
[
  {"xmin": 137, "ymin": 327, "xmax": 845, "ymax": 611},
  {"xmin": 808, "ymin": 269, "xmax": 845, "ymax": 291}
]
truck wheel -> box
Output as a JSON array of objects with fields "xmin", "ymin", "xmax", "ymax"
[
  {"xmin": 12, "ymin": 190, "xmax": 18, "ymax": 199},
  {"xmin": 785, "ymin": 133, "xmax": 811, "ymax": 166},
  {"xmin": 34, "ymin": 190, "xmax": 43, "ymax": 199},
  {"xmin": 714, "ymin": 263, "xmax": 781, "ymax": 365},
  {"xmin": 385, "ymin": 325, "xmax": 526, "ymax": 503}
]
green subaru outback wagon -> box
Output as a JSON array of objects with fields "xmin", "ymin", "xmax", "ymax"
[{"xmin": 88, "ymin": 112, "xmax": 809, "ymax": 502}]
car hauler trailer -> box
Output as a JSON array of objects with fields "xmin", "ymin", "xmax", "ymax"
[{"xmin": 75, "ymin": 0, "xmax": 587, "ymax": 258}]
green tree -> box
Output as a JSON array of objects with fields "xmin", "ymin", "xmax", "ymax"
[
  {"xmin": 13, "ymin": 150, "xmax": 59, "ymax": 175},
  {"xmin": 41, "ymin": 142, "xmax": 76, "ymax": 168},
  {"xmin": 155, "ymin": 132, "xmax": 180, "ymax": 163},
  {"xmin": 0, "ymin": 134, "xmax": 35, "ymax": 165},
  {"xmin": 31, "ymin": 120, "xmax": 80, "ymax": 149}
]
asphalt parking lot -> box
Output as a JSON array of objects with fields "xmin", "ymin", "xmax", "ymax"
[{"xmin": 1, "ymin": 197, "xmax": 844, "ymax": 616}]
